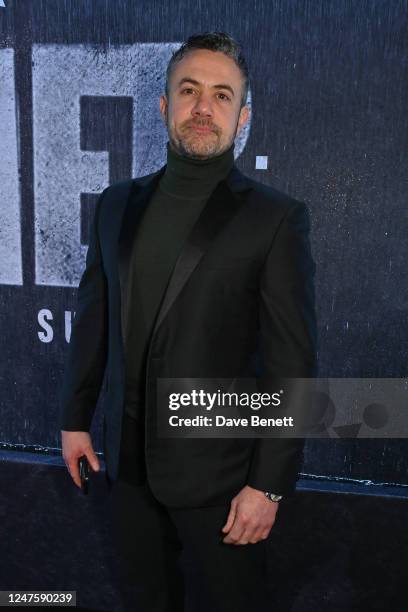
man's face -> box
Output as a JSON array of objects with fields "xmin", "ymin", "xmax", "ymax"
[{"xmin": 160, "ymin": 49, "xmax": 249, "ymax": 159}]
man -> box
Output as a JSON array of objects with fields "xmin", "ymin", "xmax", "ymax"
[{"xmin": 60, "ymin": 32, "xmax": 317, "ymax": 611}]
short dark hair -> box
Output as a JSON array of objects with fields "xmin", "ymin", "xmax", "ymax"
[{"xmin": 165, "ymin": 31, "xmax": 249, "ymax": 109}]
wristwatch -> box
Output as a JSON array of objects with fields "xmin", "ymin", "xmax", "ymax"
[{"xmin": 264, "ymin": 491, "xmax": 283, "ymax": 502}]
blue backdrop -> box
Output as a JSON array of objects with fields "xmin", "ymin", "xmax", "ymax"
[{"xmin": 0, "ymin": 0, "xmax": 407, "ymax": 486}]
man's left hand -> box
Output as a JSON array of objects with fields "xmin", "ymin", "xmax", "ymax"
[{"xmin": 221, "ymin": 485, "xmax": 279, "ymax": 545}]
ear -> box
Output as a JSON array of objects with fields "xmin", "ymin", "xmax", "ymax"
[
  {"xmin": 236, "ymin": 104, "xmax": 250, "ymax": 136},
  {"xmin": 159, "ymin": 94, "xmax": 168, "ymax": 125}
]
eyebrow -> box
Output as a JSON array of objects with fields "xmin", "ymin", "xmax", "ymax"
[{"xmin": 176, "ymin": 77, "xmax": 235, "ymax": 98}]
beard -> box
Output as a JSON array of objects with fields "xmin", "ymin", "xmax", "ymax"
[{"xmin": 165, "ymin": 110, "xmax": 238, "ymax": 160}]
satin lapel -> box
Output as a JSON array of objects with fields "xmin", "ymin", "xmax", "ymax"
[
  {"xmin": 150, "ymin": 164, "xmax": 252, "ymax": 337},
  {"xmin": 118, "ymin": 165, "xmax": 166, "ymax": 342}
]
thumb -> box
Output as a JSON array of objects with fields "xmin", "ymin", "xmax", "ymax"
[
  {"xmin": 222, "ymin": 501, "xmax": 237, "ymax": 533},
  {"xmin": 85, "ymin": 448, "xmax": 100, "ymax": 472}
]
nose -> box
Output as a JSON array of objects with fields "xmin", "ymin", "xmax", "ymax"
[{"xmin": 191, "ymin": 92, "xmax": 213, "ymax": 120}]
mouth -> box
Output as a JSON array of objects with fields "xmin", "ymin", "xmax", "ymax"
[{"xmin": 190, "ymin": 125, "xmax": 214, "ymax": 133}]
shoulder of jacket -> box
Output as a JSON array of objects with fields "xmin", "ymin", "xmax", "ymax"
[
  {"xmin": 245, "ymin": 175, "xmax": 305, "ymax": 211},
  {"xmin": 102, "ymin": 168, "xmax": 161, "ymax": 198},
  {"xmin": 238, "ymin": 174, "xmax": 308, "ymax": 223}
]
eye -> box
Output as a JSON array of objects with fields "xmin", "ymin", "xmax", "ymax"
[{"xmin": 180, "ymin": 88, "xmax": 231, "ymax": 101}]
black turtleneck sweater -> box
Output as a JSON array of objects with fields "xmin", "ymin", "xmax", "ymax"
[{"xmin": 123, "ymin": 140, "xmax": 235, "ymax": 422}]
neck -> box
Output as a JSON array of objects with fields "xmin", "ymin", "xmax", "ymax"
[{"xmin": 159, "ymin": 140, "xmax": 235, "ymax": 199}]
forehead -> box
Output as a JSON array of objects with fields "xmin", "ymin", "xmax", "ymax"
[{"xmin": 170, "ymin": 49, "xmax": 242, "ymax": 87}]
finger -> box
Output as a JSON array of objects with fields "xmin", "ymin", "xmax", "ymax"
[
  {"xmin": 222, "ymin": 512, "xmax": 246, "ymax": 544},
  {"xmin": 85, "ymin": 448, "xmax": 100, "ymax": 472},
  {"xmin": 223, "ymin": 506, "xmax": 250, "ymax": 543},
  {"xmin": 234, "ymin": 523, "xmax": 258, "ymax": 545},
  {"xmin": 248, "ymin": 527, "xmax": 267, "ymax": 544},
  {"xmin": 223, "ymin": 522, "xmax": 246, "ymax": 544},
  {"xmin": 221, "ymin": 501, "xmax": 237, "ymax": 533},
  {"xmin": 67, "ymin": 459, "xmax": 82, "ymax": 488}
]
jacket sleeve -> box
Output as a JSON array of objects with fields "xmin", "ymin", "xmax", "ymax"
[
  {"xmin": 246, "ymin": 200, "xmax": 318, "ymax": 495},
  {"xmin": 58, "ymin": 187, "xmax": 110, "ymax": 432}
]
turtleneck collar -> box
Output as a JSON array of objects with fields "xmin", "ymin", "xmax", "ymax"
[{"xmin": 158, "ymin": 140, "xmax": 235, "ymax": 200}]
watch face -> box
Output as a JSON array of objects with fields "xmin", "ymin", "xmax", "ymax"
[{"xmin": 265, "ymin": 492, "xmax": 282, "ymax": 501}]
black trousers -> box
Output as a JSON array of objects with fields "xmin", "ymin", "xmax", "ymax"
[{"xmin": 106, "ymin": 413, "xmax": 270, "ymax": 612}]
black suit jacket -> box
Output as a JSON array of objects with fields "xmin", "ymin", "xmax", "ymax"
[{"xmin": 59, "ymin": 163, "xmax": 318, "ymax": 508}]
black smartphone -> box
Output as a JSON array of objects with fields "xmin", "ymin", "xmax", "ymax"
[{"xmin": 79, "ymin": 455, "xmax": 89, "ymax": 494}]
